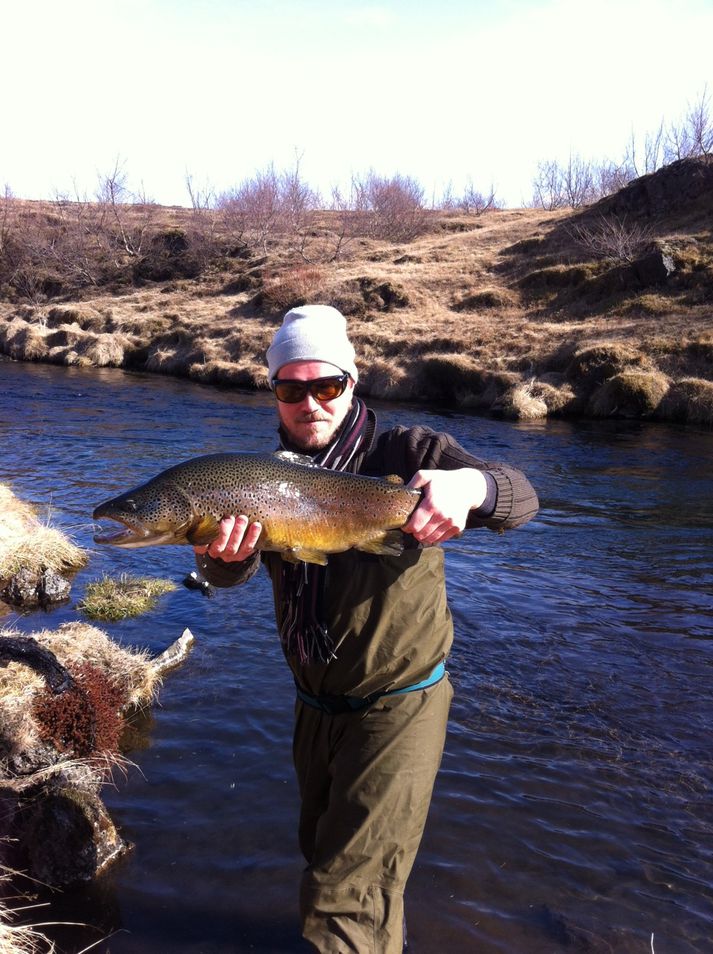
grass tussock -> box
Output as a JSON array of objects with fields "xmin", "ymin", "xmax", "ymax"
[
  {"xmin": 0, "ymin": 485, "xmax": 86, "ymax": 581},
  {"xmin": 417, "ymin": 353, "xmax": 518, "ymax": 408},
  {"xmin": 564, "ymin": 342, "xmax": 654, "ymax": 393},
  {"xmin": 588, "ymin": 370, "xmax": 671, "ymax": 418},
  {"xmin": 78, "ymin": 574, "xmax": 177, "ymax": 622},
  {"xmin": 493, "ymin": 386, "xmax": 548, "ymax": 421},
  {"xmin": 657, "ymin": 377, "xmax": 713, "ymax": 425}
]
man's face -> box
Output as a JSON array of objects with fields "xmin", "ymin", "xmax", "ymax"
[{"xmin": 274, "ymin": 360, "xmax": 355, "ymax": 452}]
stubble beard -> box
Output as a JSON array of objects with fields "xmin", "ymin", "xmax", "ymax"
[{"xmin": 284, "ymin": 406, "xmax": 351, "ymax": 453}]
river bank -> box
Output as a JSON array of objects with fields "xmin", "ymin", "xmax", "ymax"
[{"xmin": 1, "ymin": 158, "xmax": 711, "ymax": 425}]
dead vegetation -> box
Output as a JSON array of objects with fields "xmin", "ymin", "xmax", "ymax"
[
  {"xmin": 1, "ymin": 156, "xmax": 712, "ymax": 425},
  {"xmin": 0, "ymin": 621, "xmax": 159, "ymax": 765},
  {"xmin": 0, "ymin": 871, "xmax": 56, "ymax": 954},
  {"xmin": 0, "ymin": 485, "xmax": 86, "ymax": 582}
]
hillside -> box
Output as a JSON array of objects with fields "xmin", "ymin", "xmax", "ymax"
[{"xmin": 1, "ymin": 157, "xmax": 712, "ymax": 425}]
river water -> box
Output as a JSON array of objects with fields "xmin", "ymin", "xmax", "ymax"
[{"xmin": 1, "ymin": 358, "xmax": 712, "ymax": 954}]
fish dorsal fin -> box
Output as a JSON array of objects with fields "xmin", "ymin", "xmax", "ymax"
[
  {"xmin": 384, "ymin": 474, "xmax": 405, "ymax": 485},
  {"xmin": 273, "ymin": 451, "xmax": 319, "ymax": 468}
]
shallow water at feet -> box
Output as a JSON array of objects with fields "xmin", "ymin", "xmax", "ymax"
[{"xmin": 1, "ymin": 359, "xmax": 712, "ymax": 953}]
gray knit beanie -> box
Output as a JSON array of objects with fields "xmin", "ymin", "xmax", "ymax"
[{"xmin": 266, "ymin": 305, "xmax": 358, "ymax": 382}]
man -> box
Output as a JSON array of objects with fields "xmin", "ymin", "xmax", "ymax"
[{"xmin": 195, "ymin": 304, "xmax": 538, "ymax": 953}]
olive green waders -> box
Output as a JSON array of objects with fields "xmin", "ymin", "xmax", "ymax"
[{"xmin": 293, "ymin": 677, "xmax": 453, "ymax": 954}]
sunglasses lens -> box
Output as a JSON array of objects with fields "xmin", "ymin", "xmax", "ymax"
[
  {"xmin": 273, "ymin": 381, "xmax": 307, "ymax": 403},
  {"xmin": 313, "ymin": 379, "xmax": 345, "ymax": 401},
  {"xmin": 272, "ymin": 375, "xmax": 348, "ymax": 403}
]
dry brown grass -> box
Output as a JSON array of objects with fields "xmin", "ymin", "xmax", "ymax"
[
  {"xmin": 0, "ymin": 870, "xmax": 55, "ymax": 954},
  {"xmin": 0, "ymin": 485, "xmax": 86, "ymax": 581},
  {"xmin": 588, "ymin": 369, "xmax": 671, "ymax": 418},
  {"xmin": 658, "ymin": 377, "xmax": 713, "ymax": 424},
  {"xmin": 1, "ymin": 195, "xmax": 711, "ymax": 423}
]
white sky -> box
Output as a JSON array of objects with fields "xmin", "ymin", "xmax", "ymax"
[{"xmin": 3, "ymin": 0, "xmax": 713, "ymax": 208}]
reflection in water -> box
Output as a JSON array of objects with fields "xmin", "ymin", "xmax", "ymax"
[{"xmin": 1, "ymin": 358, "xmax": 712, "ymax": 953}]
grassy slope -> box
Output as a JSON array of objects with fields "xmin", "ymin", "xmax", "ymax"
[{"xmin": 1, "ymin": 160, "xmax": 711, "ymax": 424}]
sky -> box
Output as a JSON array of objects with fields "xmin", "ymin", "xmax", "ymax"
[{"xmin": 3, "ymin": 0, "xmax": 713, "ymax": 208}]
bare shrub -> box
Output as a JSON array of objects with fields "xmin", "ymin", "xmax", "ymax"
[
  {"xmin": 568, "ymin": 214, "xmax": 654, "ymax": 264},
  {"xmin": 436, "ymin": 181, "xmax": 501, "ymax": 215},
  {"xmin": 348, "ymin": 172, "xmax": 429, "ymax": 242},
  {"xmin": 532, "ymin": 155, "xmax": 633, "ymax": 209},
  {"xmin": 458, "ymin": 182, "xmax": 501, "ymax": 215},
  {"xmin": 217, "ymin": 160, "xmax": 321, "ymax": 254}
]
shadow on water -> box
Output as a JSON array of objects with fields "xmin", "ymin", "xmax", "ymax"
[{"xmin": 2, "ymin": 359, "xmax": 712, "ymax": 953}]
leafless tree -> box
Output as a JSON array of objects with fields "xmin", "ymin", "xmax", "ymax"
[
  {"xmin": 625, "ymin": 122, "xmax": 665, "ymax": 177},
  {"xmin": 0, "ymin": 184, "xmax": 14, "ymax": 257},
  {"xmin": 279, "ymin": 152, "xmax": 321, "ymax": 238},
  {"xmin": 457, "ymin": 181, "xmax": 501, "ymax": 214},
  {"xmin": 562, "ymin": 155, "xmax": 598, "ymax": 208},
  {"xmin": 185, "ymin": 172, "xmax": 220, "ymax": 261},
  {"xmin": 594, "ymin": 160, "xmax": 634, "ymax": 198},
  {"xmin": 531, "ymin": 160, "xmax": 567, "ymax": 210},
  {"xmin": 664, "ymin": 86, "xmax": 713, "ymax": 161},
  {"xmin": 95, "ymin": 157, "xmax": 154, "ymax": 257}
]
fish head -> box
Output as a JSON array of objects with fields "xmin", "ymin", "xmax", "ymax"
[{"xmin": 93, "ymin": 476, "xmax": 199, "ymax": 548}]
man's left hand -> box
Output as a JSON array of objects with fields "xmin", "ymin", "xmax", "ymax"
[{"xmin": 403, "ymin": 468, "xmax": 487, "ymax": 546}]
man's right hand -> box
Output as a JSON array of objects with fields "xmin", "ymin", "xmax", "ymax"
[{"xmin": 193, "ymin": 515, "xmax": 262, "ymax": 563}]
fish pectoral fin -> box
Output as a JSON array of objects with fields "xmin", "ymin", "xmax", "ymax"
[
  {"xmin": 282, "ymin": 547, "xmax": 329, "ymax": 566},
  {"xmin": 357, "ymin": 530, "xmax": 406, "ymax": 557},
  {"xmin": 185, "ymin": 515, "xmax": 221, "ymax": 546}
]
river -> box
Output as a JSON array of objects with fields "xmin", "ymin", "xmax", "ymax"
[{"xmin": 1, "ymin": 358, "xmax": 712, "ymax": 953}]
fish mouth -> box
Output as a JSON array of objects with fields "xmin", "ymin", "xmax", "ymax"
[{"xmin": 93, "ymin": 519, "xmax": 182, "ymax": 548}]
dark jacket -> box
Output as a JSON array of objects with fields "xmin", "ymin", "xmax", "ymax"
[{"xmin": 197, "ymin": 424, "xmax": 538, "ymax": 698}]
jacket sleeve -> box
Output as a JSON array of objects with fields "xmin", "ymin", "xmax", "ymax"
[
  {"xmin": 195, "ymin": 550, "xmax": 262, "ymax": 588},
  {"xmin": 378, "ymin": 425, "xmax": 539, "ymax": 531}
]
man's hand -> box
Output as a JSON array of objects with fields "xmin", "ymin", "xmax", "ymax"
[
  {"xmin": 403, "ymin": 469, "xmax": 487, "ymax": 546},
  {"xmin": 193, "ymin": 515, "xmax": 262, "ymax": 563}
]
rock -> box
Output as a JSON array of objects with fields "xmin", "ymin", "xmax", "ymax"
[
  {"xmin": 632, "ymin": 249, "xmax": 676, "ymax": 286},
  {"xmin": 2, "ymin": 567, "xmax": 42, "ymax": 606},
  {"xmin": 18, "ymin": 785, "xmax": 130, "ymax": 886},
  {"xmin": 38, "ymin": 566, "xmax": 71, "ymax": 605},
  {"xmin": 1, "ymin": 566, "xmax": 71, "ymax": 606}
]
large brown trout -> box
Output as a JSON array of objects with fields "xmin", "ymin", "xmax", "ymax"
[{"xmin": 93, "ymin": 452, "xmax": 420, "ymax": 565}]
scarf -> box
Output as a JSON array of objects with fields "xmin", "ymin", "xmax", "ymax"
[{"xmin": 277, "ymin": 398, "xmax": 375, "ymax": 665}]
